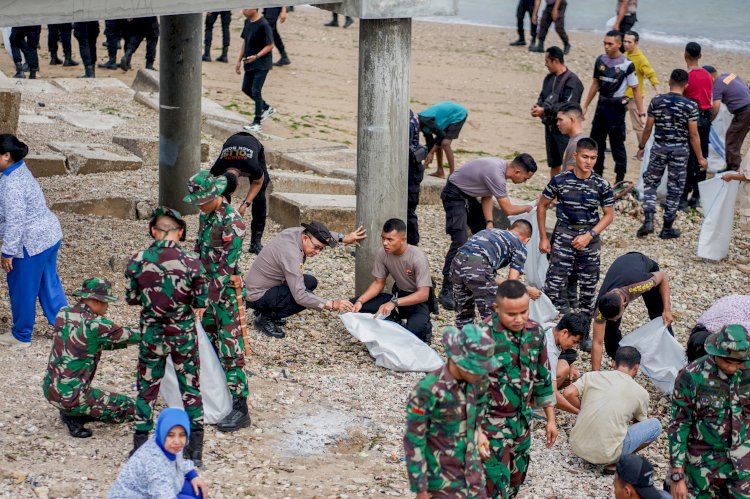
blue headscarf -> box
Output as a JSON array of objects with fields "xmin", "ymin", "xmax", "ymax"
[{"xmin": 155, "ymin": 408, "xmax": 191, "ymax": 461}]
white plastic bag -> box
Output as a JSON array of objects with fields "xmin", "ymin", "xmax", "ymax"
[
  {"xmin": 508, "ymin": 203, "xmax": 547, "ymax": 288},
  {"xmin": 340, "ymin": 313, "xmax": 444, "ymax": 372},
  {"xmin": 636, "ymin": 135, "xmax": 668, "ymax": 200},
  {"xmin": 619, "ymin": 318, "xmax": 686, "ymax": 394},
  {"xmin": 529, "ymin": 293, "xmax": 558, "ymax": 325},
  {"xmin": 708, "ymin": 104, "xmax": 731, "ymax": 173},
  {"xmin": 697, "ymin": 172, "xmax": 739, "ymax": 261},
  {"xmin": 160, "ymin": 322, "xmax": 232, "ymax": 424}
]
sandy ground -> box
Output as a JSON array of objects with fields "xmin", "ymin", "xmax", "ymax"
[{"xmin": 0, "ymin": 7, "xmax": 749, "ymax": 498}]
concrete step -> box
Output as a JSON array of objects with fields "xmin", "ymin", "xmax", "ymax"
[
  {"xmin": 134, "ymin": 91, "xmax": 247, "ymax": 126},
  {"xmin": 51, "ymin": 77, "xmax": 134, "ymax": 97},
  {"xmin": 274, "ymin": 148, "xmax": 357, "ymax": 178},
  {"xmin": 269, "ymin": 192, "xmax": 356, "ymax": 233},
  {"xmin": 113, "ymin": 135, "xmax": 210, "ymax": 166},
  {"xmin": 25, "ymin": 152, "xmax": 67, "ymax": 177},
  {"xmin": 48, "ymin": 141, "xmax": 143, "ymax": 175},
  {"xmin": 263, "ymin": 138, "xmax": 348, "ymax": 164},
  {"xmin": 267, "ymin": 170, "xmax": 355, "ymax": 197},
  {"xmin": 50, "ymin": 196, "xmax": 152, "ymax": 220}
]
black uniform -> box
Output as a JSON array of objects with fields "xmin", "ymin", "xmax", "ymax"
[
  {"xmin": 101, "ymin": 20, "xmax": 126, "ymax": 63},
  {"xmin": 47, "ymin": 23, "xmax": 76, "ymax": 64},
  {"xmin": 204, "ymin": 11, "xmax": 232, "ymax": 56},
  {"xmin": 10, "ymin": 26, "xmax": 41, "ymax": 74},
  {"xmin": 408, "ymin": 110, "xmax": 427, "ymax": 246},
  {"xmin": 263, "ymin": 8, "xmax": 287, "ymax": 60},
  {"xmin": 73, "ymin": 21, "xmax": 100, "ymax": 68},
  {"xmin": 514, "ymin": 0, "xmax": 537, "ymax": 44},
  {"xmin": 122, "ymin": 17, "xmax": 159, "ymax": 69}
]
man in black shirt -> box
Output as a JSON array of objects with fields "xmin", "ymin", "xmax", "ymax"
[
  {"xmin": 263, "ymin": 7, "xmax": 291, "ymax": 66},
  {"xmin": 209, "ymin": 132, "xmax": 270, "ymax": 254},
  {"xmin": 235, "ymin": 9, "xmax": 275, "ymax": 134},
  {"xmin": 203, "ymin": 11, "xmax": 232, "ymax": 62},
  {"xmin": 531, "ymin": 46, "xmax": 583, "ymax": 178}
]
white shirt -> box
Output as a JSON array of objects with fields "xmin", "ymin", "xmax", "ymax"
[{"xmin": 543, "ymin": 322, "xmax": 561, "ymax": 382}]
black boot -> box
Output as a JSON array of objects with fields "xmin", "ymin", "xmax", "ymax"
[
  {"xmin": 274, "ymin": 52, "xmax": 291, "ymax": 66},
  {"xmin": 13, "ymin": 63, "xmax": 24, "ymax": 79},
  {"xmin": 184, "ymin": 429, "xmax": 204, "ymax": 467},
  {"xmin": 254, "ymin": 313, "xmax": 285, "ymax": 339},
  {"xmin": 529, "ymin": 41, "xmax": 544, "ymax": 53},
  {"xmin": 438, "ymin": 278, "xmax": 456, "ymax": 311},
  {"xmin": 659, "ymin": 219, "xmax": 681, "ymax": 239},
  {"xmin": 216, "ymin": 47, "xmax": 228, "ymax": 63},
  {"xmin": 60, "ymin": 411, "xmax": 92, "ymax": 438},
  {"xmin": 202, "ymin": 46, "xmax": 211, "ymax": 62},
  {"xmin": 50, "ymin": 51, "xmax": 62, "ymax": 65},
  {"xmin": 63, "ymin": 52, "xmax": 79, "ymax": 66},
  {"xmin": 249, "ymin": 231, "xmax": 263, "ymax": 254},
  {"xmin": 28, "ymin": 68, "xmax": 37, "ymax": 80},
  {"xmin": 687, "ymin": 195, "xmax": 700, "ymax": 208},
  {"xmin": 145, "ymin": 60, "xmax": 156, "ymax": 71},
  {"xmin": 98, "ymin": 56, "xmax": 118, "ymax": 69},
  {"xmin": 678, "ymin": 198, "xmax": 690, "ymax": 212},
  {"xmin": 119, "ymin": 50, "xmax": 133, "ymax": 71},
  {"xmin": 421, "ymin": 322, "xmax": 433, "ymax": 345},
  {"xmin": 563, "ymin": 42, "xmax": 572, "ymax": 55},
  {"xmin": 510, "ymin": 37, "xmax": 526, "ymax": 46},
  {"xmin": 343, "ymin": 16, "xmax": 354, "ymax": 28},
  {"xmin": 217, "ymin": 396, "xmax": 251, "ymax": 432},
  {"xmin": 81, "ymin": 65, "xmax": 95, "ymax": 78},
  {"xmin": 130, "ymin": 430, "xmax": 149, "ymax": 456},
  {"xmin": 324, "ymin": 16, "xmax": 339, "ymax": 27},
  {"xmin": 636, "ymin": 211, "xmax": 654, "ymax": 237}
]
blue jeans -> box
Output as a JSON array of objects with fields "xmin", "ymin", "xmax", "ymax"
[{"xmin": 621, "ymin": 418, "xmax": 662, "ymax": 456}]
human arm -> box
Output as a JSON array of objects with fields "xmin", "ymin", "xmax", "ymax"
[
  {"xmin": 532, "ymin": 330, "xmax": 557, "ymax": 419},
  {"xmin": 711, "ymin": 99, "xmax": 721, "ymax": 122},
  {"xmin": 331, "ymin": 226, "xmax": 367, "ymax": 247},
  {"xmin": 94, "ymin": 316, "xmax": 142, "ymax": 350},
  {"xmin": 723, "ymin": 172, "xmax": 749, "ymax": 182},
  {"xmin": 531, "ymin": 0, "xmax": 541, "ymax": 24},
  {"xmin": 591, "ymin": 318, "xmax": 606, "ymax": 371},
  {"xmin": 376, "ymin": 287, "xmax": 431, "ymax": 317},
  {"xmin": 544, "ymin": 405, "xmax": 558, "ymax": 448},
  {"xmin": 642, "ymin": 58, "xmax": 660, "ymax": 92},
  {"xmin": 124, "ymin": 256, "xmax": 142, "ymax": 306},
  {"xmin": 571, "ymin": 205, "xmax": 613, "ymax": 250},
  {"xmin": 582, "ymin": 78, "xmax": 600, "ymax": 118},
  {"xmin": 403, "ymin": 381, "xmax": 436, "ymax": 495},
  {"xmin": 651, "ymin": 271, "xmax": 673, "ymax": 325},
  {"xmin": 537, "ymin": 194, "xmax": 553, "ymax": 254},
  {"xmin": 0, "ymin": 175, "xmax": 26, "ymax": 259},
  {"xmin": 352, "ymin": 277, "xmax": 387, "ymax": 312},
  {"xmin": 614, "ymin": 0, "xmax": 627, "ymax": 31},
  {"xmin": 551, "ymin": 0, "xmax": 562, "ymax": 21},
  {"xmin": 279, "ymin": 6, "xmax": 287, "ymax": 23},
  {"xmin": 631, "ymin": 84, "xmax": 645, "ymax": 117},
  {"xmin": 481, "ymin": 197, "xmax": 495, "ymax": 229},
  {"xmin": 238, "ymin": 178, "xmax": 264, "ymax": 217},
  {"xmin": 668, "ymin": 372, "xmax": 695, "ymax": 499},
  {"xmin": 497, "ymin": 197, "xmax": 533, "ymax": 216},
  {"xmin": 688, "ymin": 121, "xmax": 708, "ymax": 169},
  {"xmin": 243, "ymin": 23, "xmax": 274, "ymax": 64},
  {"xmin": 561, "ymin": 383, "xmax": 582, "ymax": 412},
  {"xmin": 636, "ymin": 116, "xmax": 654, "ymax": 161},
  {"xmin": 235, "ymin": 39, "xmax": 246, "ymax": 74}
]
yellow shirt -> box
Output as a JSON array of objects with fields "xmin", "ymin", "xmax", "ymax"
[{"xmin": 625, "ymin": 48, "xmax": 659, "ymax": 99}]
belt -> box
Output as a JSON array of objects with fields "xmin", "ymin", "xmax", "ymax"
[
  {"xmin": 456, "ymin": 252, "xmax": 486, "ymax": 263},
  {"xmin": 566, "ymin": 223, "xmax": 593, "ymax": 231},
  {"xmin": 733, "ymin": 103, "xmax": 750, "ymax": 115}
]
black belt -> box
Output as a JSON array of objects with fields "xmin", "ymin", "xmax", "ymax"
[
  {"xmin": 565, "ymin": 223, "xmax": 594, "ymax": 231},
  {"xmin": 733, "ymin": 103, "xmax": 750, "ymax": 115}
]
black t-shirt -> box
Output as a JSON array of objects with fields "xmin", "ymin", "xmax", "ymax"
[
  {"xmin": 209, "ymin": 132, "xmax": 266, "ymax": 181},
  {"xmin": 241, "ymin": 17, "xmax": 273, "ymax": 71},
  {"xmin": 594, "ymin": 252, "xmax": 659, "ymax": 321}
]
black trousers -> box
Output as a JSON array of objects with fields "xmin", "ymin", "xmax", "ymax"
[
  {"xmin": 407, "ymin": 158, "xmax": 425, "ymax": 245},
  {"xmin": 265, "ymin": 16, "xmax": 286, "ymax": 55},
  {"xmin": 515, "ymin": 0, "xmax": 537, "ymax": 40},
  {"xmin": 246, "ymin": 274, "xmax": 318, "ymax": 319},
  {"xmin": 73, "ymin": 21, "xmax": 100, "ymax": 67},
  {"xmin": 682, "ymin": 110, "xmax": 711, "ymax": 200},
  {"xmin": 537, "ymin": 0, "xmax": 568, "ymax": 45},
  {"xmin": 47, "ymin": 23, "xmax": 73, "ymax": 54},
  {"xmin": 591, "ymin": 99, "xmax": 628, "ymax": 183},
  {"xmin": 10, "ymin": 26, "xmax": 41, "ymax": 70},
  {"xmin": 124, "ymin": 17, "xmax": 159, "ymax": 63},
  {"xmin": 603, "ymin": 288, "xmax": 674, "ymax": 359},
  {"xmin": 355, "ymin": 292, "xmax": 432, "ymax": 342},
  {"xmin": 103, "ymin": 19, "xmax": 126, "ymax": 58},
  {"xmin": 205, "ymin": 11, "xmax": 231, "ymax": 49},
  {"xmin": 545, "ymin": 125, "xmax": 570, "ymax": 169},
  {"xmin": 441, "ymin": 181, "xmax": 485, "ymax": 277},
  {"xmin": 242, "ymin": 69, "xmax": 270, "ymax": 124},
  {"xmin": 250, "ymin": 167, "xmax": 270, "ymax": 235}
]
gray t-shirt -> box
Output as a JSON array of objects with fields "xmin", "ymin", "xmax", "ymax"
[
  {"xmin": 372, "ymin": 245, "xmax": 432, "ymax": 294},
  {"xmin": 562, "ymin": 133, "xmax": 587, "ymax": 170},
  {"xmin": 449, "ymin": 157, "xmax": 508, "ymax": 198},
  {"xmin": 713, "ymin": 73, "xmax": 750, "ymax": 113}
]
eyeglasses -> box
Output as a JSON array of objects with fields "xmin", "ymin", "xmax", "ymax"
[{"xmin": 306, "ymin": 235, "xmax": 326, "ymax": 252}]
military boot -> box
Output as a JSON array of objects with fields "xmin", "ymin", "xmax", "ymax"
[
  {"xmin": 659, "ymin": 219, "xmax": 681, "ymax": 239},
  {"xmin": 130, "ymin": 430, "xmax": 149, "ymax": 456},
  {"xmin": 636, "ymin": 211, "xmax": 654, "ymax": 237},
  {"xmin": 60, "ymin": 411, "xmax": 92, "ymax": 438},
  {"xmin": 202, "ymin": 45, "xmax": 211, "ymax": 62},
  {"xmin": 249, "ymin": 231, "xmax": 263, "ymax": 254},
  {"xmin": 529, "ymin": 41, "xmax": 545, "ymax": 53},
  {"xmin": 81, "ymin": 65, "xmax": 95, "ymax": 78},
  {"xmin": 98, "ymin": 56, "xmax": 118, "ymax": 69},
  {"xmin": 119, "ymin": 50, "xmax": 133, "ymax": 71},
  {"xmin": 49, "ymin": 51, "xmax": 62, "ymax": 65},
  {"xmin": 184, "ymin": 428, "xmax": 204, "ymax": 467},
  {"xmin": 274, "ymin": 52, "xmax": 291, "ymax": 66},
  {"xmin": 28, "ymin": 68, "xmax": 37, "ymax": 80},
  {"xmin": 510, "ymin": 36, "xmax": 526, "ymax": 46},
  {"xmin": 145, "ymin": 60, "xmax": 156, "ymax": 71},
  {"xmin": 438, "ymin": 278, "xmax": 455, "ymax": 311},
  {"xmin": 13, "ymin": 62, "xmax": 24, "ymax": 79},
  {"xmin": 216, "ymin": 47, "xmax": 229, "ymax": 63},
  {"xmin": 216, "ymin": 396, "xmax": 251, "ymax": 432},
  {"xmin": 63, "ymin": 52, "xmax": 79, "ymax": 66}
]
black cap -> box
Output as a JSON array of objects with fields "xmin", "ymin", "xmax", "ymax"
[
  {"xmin": 702, "ymin": 65, "xmax": 717, "ymax": 75},
  {"xmin": 301, "ymin": 221, "xmax": 338, "ymax": 248},
  {"xmin": 616, "ymin": 455, "xmax": 662, "ymax": 499}
]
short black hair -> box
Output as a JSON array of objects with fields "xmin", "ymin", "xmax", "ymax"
[
  {"xmin": 624, "ymin": 30, "xmax": 639, "ymax": 42},
  {"xmin": 614, "ymin": 346, "xmax": 641, "ymax": 368},
  {"xmin": 557, "ymin": 312, "xmax": 591, "ymax": 339},
  {"xmin": 510, "ymin": 219, "xmax": 533, "ymax": 238},
  {"xmin": 685, "ymin": 42, "xmax": 702, "ymax": 59},
  {"xmin": 0, "ymin": 134, "xmax": 29, "ymax": 162},
  {"xmin": 598, "ymin": 291, "xmax": 623, "ymax": 320},
  {"xmin": 606, "ymin": 30, "xmax": 623, "ymax": 42},
  {"xmin": 512, "ymin": 153, "xmax": 537, "ymax": 173},
  {"xmin": 222, "ymin": 172, "xmax": 238, "ymax": 201},
  {"xmin": 383, "ymin": 218, "xmax": 407, "ymax": 234},
  {"xmin": 686, "ymin": 324, "xmax": 710, "ymax": 362},
  {"xmin": 558, "ymin": 102, "xmax": 583, "ymax": 119},
  {"xmin": 546, "ymin": 46, "xmax": 564, "ymax": 64},
  {"xmin": 496, "ymin": 279, "xmax": 528, "ymax": 300},
  {"xmin": 576, "ymin": 137, "xmax": 598, "ymax": 152},
  {"xmin": 670, "ymin": 69, "xmax": 689, "ymax": 86}
]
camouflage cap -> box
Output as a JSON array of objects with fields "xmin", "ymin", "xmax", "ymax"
[
  {"xmin": 442, "ymin": 324, "xmax": 501, "ymax": 376},
  {"xmin": 72, "ymin": 277, "xmax": 118, "ymax": 303},
  {"xmin": 182, "ymin": 170, "xmax": 227, "ymax": 206},
  {"xmin": 149, "ymin": 206, "xmax": 187, "ymax": 241},
  {"xmin": 705, "ymin": 324, "xmax": 750, "ymax": 360}
]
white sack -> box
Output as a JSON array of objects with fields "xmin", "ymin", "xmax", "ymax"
[
  {"xmin": 340, "ymin": 313, "xmax": 444, "ymax": 372},
  {"xmin": 636, "ymin": 135, "xmax": 668, "ymax": 200},
  {"xmin": 697, "ymin": 172, "xmax": 739, "ymax": 261},
  {"xmin": 160, "ymin": 322, "xmax": 232, "ymax": 424},
  {"xmin": 508, "ymin": 202, "xmax": 547, "ymax": 288},
  {"xmin": 619, "ymin": 318, "xmax": 687, "ymax": 395},
  {"xmin": 708, "ymin": 104, "xmax": 731, "ymax": 173},
  {"xmin": 529, "ymin": 293, "xmax": 558, "ymax": 325}
]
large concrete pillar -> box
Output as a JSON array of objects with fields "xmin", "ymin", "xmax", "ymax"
[
  {"xmin": 355, "ymin": 18, "xmax": 412, "ymax": 295},
  {"xmin": 159, "ymin": 13, "xmax": 203, "ymax": 214}
]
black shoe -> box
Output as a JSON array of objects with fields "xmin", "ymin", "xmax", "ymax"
[
  {"xmin": 636, "ymin": 212, "xmax": 654, "ymax": 238},
  {"xmin": 60, "ymin": 411, "xmax": 92, "ymax": 438},
  {"xmin": 687, "ymin": 196, "xmax": 700, "ymax": 208},
  {"xmin": 678, "ymin": 198, "xmax": 689, "ymax": 212},
  {"xmin": 580, "ymin": 337, "xmax": 592, "ymax": 353},
  {"xmin": 509, "ymin": 38, "xmax": 526, "ymax": 46},
  {"xmin": 145, "ymin": 61, "xmax": 156, "ymax": 71},
  {"xmin": 28, "ymin": 69, "xmax": 37, "ymax": 80},
  {"xmin": 49, "ymin": 52, "xmax": 62, "ymax": 65},
  {"xmin": 119, "ymin": 50, "xmax": 133, "ymax": 71},
  {"xmin": 202, "ymin": 52, "xmax": 211, "ymax": 62},
  {"xmin": 63, "ymin": 53, "xmax": 79, "ymax": 66},
  {"xmin": 274, "ymin": 317, "xmax": 287, "ymax": 326},
  {"xmin": 81, "ymin": 65, "xmax": 95, "ymax": 78},
  {"xmin": 529, "ymin": 43, "xmax": 544, "ymax": 53},
  {"xmin": 13, "ymin": 63, "xmax": 24, "ymax": 79},
  {"xmin": 324, "ymin": 20, "xmax": 339, "ymax": 27},
  {"xmin": 659, "ymin": 226, "xmax": 681, "ymax": 239},
  {"xmin": 274, "ymin": 54, "xmax": 291, "ymax": 66},
  {"xmin": 130, "ymin": 430, "xmax": 149, "ymax": 456},
  {"xmin": 98, "ymin": 58, "xmax": 118, "ymax": 69},
  {"xmin": 22, "ymin": 63, "xmax": 29, "ymax": 72},
  {"xmin": 249, "ymin": 231, "xmax": 264, "ymax": 254},
  {"xmin": 254, "ymin": 314, "xmax": 285, "ymax": 339},
  {"xmin": 563, "ymin": 42, "xmax": 572, "ymax": 54},
  {"xmin": 438, "ymin": 281, "xmax": 455, "ymax": 311},
  {"xmin": 217, "ymin": 397, "xmax": 251, "ymax": 433},
  {"xmin": 216, "ymin": 48, "xmax": 228, "ymax": 63},
  {"xmin": 184, "ymin": 428, "xmax": 204, "ymax": 467},
  {"xmin": 343, "ymin": 17, "xmax": 354, "ymax": 28}
]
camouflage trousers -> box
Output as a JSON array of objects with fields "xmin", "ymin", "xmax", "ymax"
[
  {"xmin": 643, "ymin": 142, "xmax": 689, "ymax": 222},
  {"xmin": 135, "ymin": 319, "xmax": 203, "ymax": 432},
  {"xmin": 543, "ymin": 226, "xmax": 601, "ymax": 316},
  {"xmin": 47, "ymin": 387, "xmax": 134, "ymax": 423},
  {"xmin": 687, "ymin": 462, "xmax": 750, "ymax": 499},
  {"xmin": 451, "ymin": 252, "xmax": 496, "ymax": 329},
  {"xmin": 484, "ymin": 419, "xmax": 532, "ymax": 499},
  {"xmin": 203, "ymin": 286, "xmax": 248, "ymax": 398}
]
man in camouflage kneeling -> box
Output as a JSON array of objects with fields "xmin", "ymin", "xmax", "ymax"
[
  {"xmin": 43, "ymin": 278, "xmax": 140, "ymax": 438},
  {"xmin": 403, "ymin": 324, "xmax": 500, "ymax": 498}
]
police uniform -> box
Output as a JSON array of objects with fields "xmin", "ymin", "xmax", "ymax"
[
  {"xmin": 404, "ymin": 324, "xmax": 500, "ymax": 498},
  {"xmin": 668, "ymin": 325, "xmax": 750, "ymax": 498},
  {"xmin": 408, "ymin": 110, "xmax": 427, "ymax": 245},
  {"xmin": 204, "ymin": 11, "xmax": 232, "ymax": 62},
  {"xmin": 541, "ymin": 169, "xmax": 614, "ymax": 315},
  {"xmin": 47, "ymin": 23, "xmax": 78, "ymax": 66},
  {"xmin": 9, "ymin": 25, "xmax": 41, "ymax": 78},
  {"xmin": 43, "ymin": 278, "xmax": 139, "ymax": 438},
  {"xmin": 120, "ymin": 17, "xmax": 159, "ymax": 71},
  {"xmin": 73, "ymin": 21, "xmax": 100, "ymax": 75},
  {"xmin": 99, "ymin": 19, "xmax": 126, "ymax": 69}
]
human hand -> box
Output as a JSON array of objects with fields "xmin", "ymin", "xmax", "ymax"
[
  {"xmin": 662, "ymin": 308, "xmax": 674, "ymax": 326},
  {"xmin": 191, "ymin": 476, "xmax": 208, "ymax": 498},
  {"xmin": 636, "ymin": 148, "xmax": 644, "ymax": 161},
  {"xmin": 531, "ymin": 105, "xmax": 544, "ymax": 118},
  {"xmin": 532, "ymin": 14, "xmax": 538, "ymax": 24},
  {"xmin": 546, "ymin": 421, "xmax": 558, "ymax": 448},
  {"xmin": 353, "ymin": 300, "xmax": 363, "ymax": 313},
  {"xmin": 525, "ymin": 204, "xmax": 533, "ymax": 213},
  {"xmin": 193, "ymin": 308, "xmax": 206, "ymax": 320},
  {"xmin": 478, "ymin": 430, "xmax": 491, "ymax": 460},
  {"xmin": 344, "ymin": 226, "xmax": 367, "ymax": 246},
  {"xmin": 229, "ymin": 275, "xmax": 243, "ymax": 288},
  {"xmin": 425, "ymin": 152, "xmax": 434, "ymax": 166},
  {"xmin": 238, "ymin": 202, "xmax": 248, "ymax": 217},
  {"xmin": 571, "ymin": 233, "xmax": 592, "ymax": 250},
  {"xmin": 697, "ymin": 156, "xmax": 708, "ymax": 170},
  {"xmin": 539, "ymin": 238, "xmax": 551, "ymax": 254},
  {"xmin": 376, "ymin": 301, "xmax": 396, "ymax": 317},
  {"xmin": 280, "ymin": 11, "xmax": 287, "ymax": 23},
  {"xmin": 527, "ymin": 286, "xmax": 542, "ymax": 300},
  {"xmin": 640, "ymin": 115, "xmax": 647, "ymax": 127},
  {"xmin": 1, "ymin": 257, "xmax": 12, "ymax": 272},
  {"xmin": 235, "ymin": 60, "xmax": 241, "ymax": 75},
  {"xmin": 581, "ymin": 106, "xmax": 587, "ymax": 119},
  {"xmin": 335, "ymin": 300, "xmax": 355, "ymax": 313},
  {"xmin": 671, "ymin": 476, "xmax": 687, "ymax": 499},
  {"xmin": 552, "ymin": 8, "xmax": 558, "ymax": 21},
  {"xmin": 416, "ymin": 492, "xmax": 429, "ymax": 499}
]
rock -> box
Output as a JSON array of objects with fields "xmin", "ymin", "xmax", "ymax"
[
  {"xmin": 130, "ymin": 68, "xmax": 160, "ymax": 93},
  {"xmin": 33, "ymin": 486, "xmax": 49, "ymax": 498},
  {"xmin": 51, "ymin": 197, "xmax": 138, "ymax": 220},
  {"xmin": 0, "ymin": 88, "xmax": 21, "ymax": 135},
  {"xmin": 269, "ymin": 192, "xmax": 355, "ymax": 233},
  {"xmin": 136, "ymin": 201, "xmax": 154, "ymax": 220},
  {"xmin": 55, "ymin": 111, "xmax": 123, "ymax": 131},
  {"xmin": 25, "ymin": 153, "xmax": 67, "ymax": 177},
  {"xmin": 48, "ymin": 142, "xmax": 142, "ymax": 175}
]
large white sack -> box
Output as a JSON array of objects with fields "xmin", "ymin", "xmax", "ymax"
[
  {"xmin": 529, "ymin": 293, "xmax": 558, "ymax": 325},
  {"xmin": 160, "ymin": 322, "xmax": 232, "ymax": 425},
  {"xmin": 707, "ymin": 104, "xmax": 731, "ymax": 173},
  {"xmin": 697, "ymin": 172, "xmax": 739, "ymax": 261},
  {"xmin": 508, "ymin": 202, "xmax": 547, "ymax": 288},
  {"xmin": 341, "ymin": 313, "xmax": 444, "ymax": 372},
  {"xmin": 635, "ymin": 134, "xmax": 668, "ymax": 200},
  {"xmin": 619, "ymin": 318, "xmax": 687, "ymax": 395}
]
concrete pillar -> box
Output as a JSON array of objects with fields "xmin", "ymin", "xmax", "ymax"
[
  {"xmin": 159, "ymin": 13, "xmax": 202, "ymax": 214},
  {"xmin": 354, "ymin": 18, "xmax": 412, "ymax": 295}
]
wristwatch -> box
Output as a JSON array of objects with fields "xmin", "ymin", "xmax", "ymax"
[
  {"xmin": 588, "ymin": 229, "xmax": 598, "ymax": 238},
  {"xmin": 670, "ymin": 472, "xmax": 685, "ymax": 482},
  {"xmin": 390, "ymin": 295, "xmax": 399, "ymax": 306}
]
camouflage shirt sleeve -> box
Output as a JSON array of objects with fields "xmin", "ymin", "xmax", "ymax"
[
  {"xmin": 124, "ymin": 254, "xmax": 142, "ymax": 306},
  {"xmin": 404, "ymin": 378, "xmax": 437, "ymax": 493},
  {"xmin": 91, "ymin": 316, "xmax": 141, "ymax": 350},
  {"xmin": 532, "ymin": 326, "xmax": 556, "ymax": 408},
  {"xmin": 192, "ymin": 258, "xmax": 209, "ymax": 310},
  {"xmin": 219, "ymin": 216, "xmax": 246, "ymax": 281},
  {"xmin": 668, "ymin": 368, "xmax": 696, "ymax": 468}
]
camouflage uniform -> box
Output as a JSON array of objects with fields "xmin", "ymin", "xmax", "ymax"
[
  {"xmin": 541, "ymin": 170, "xmax": 613, "ymax": 315},
  {"xmin": 669, "ymin": 325, "xmax": 750, "ymax": 498},
  {"xmin": 404, "ymin": 325, "xmax": 501, "ymax": 498},
  {"xmin": 126, "ymin": 208, "xmax": 207, "ymax": 432},
  {"xmin": 42, "ymin": 278, "xmax": 140, "ymax": 423},
  {"xmin": 450, "ymin": 229, "xmax": 527, "ymax": 329},
  {"xmin": 484, "ymin": 316, "xmax": 555, "ymax": 498}
]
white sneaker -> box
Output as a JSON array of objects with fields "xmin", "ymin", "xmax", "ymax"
[
  {"xmin": 243, "ymin": 122, "xmax": 262, "ymax": 133},
  {"xmin": 0, "ymin": 332, "xmax": 30, "ymax": 349},
  {"xmin": 261, "ymin": 106, "xmax": 276, "ymax": 122}
]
